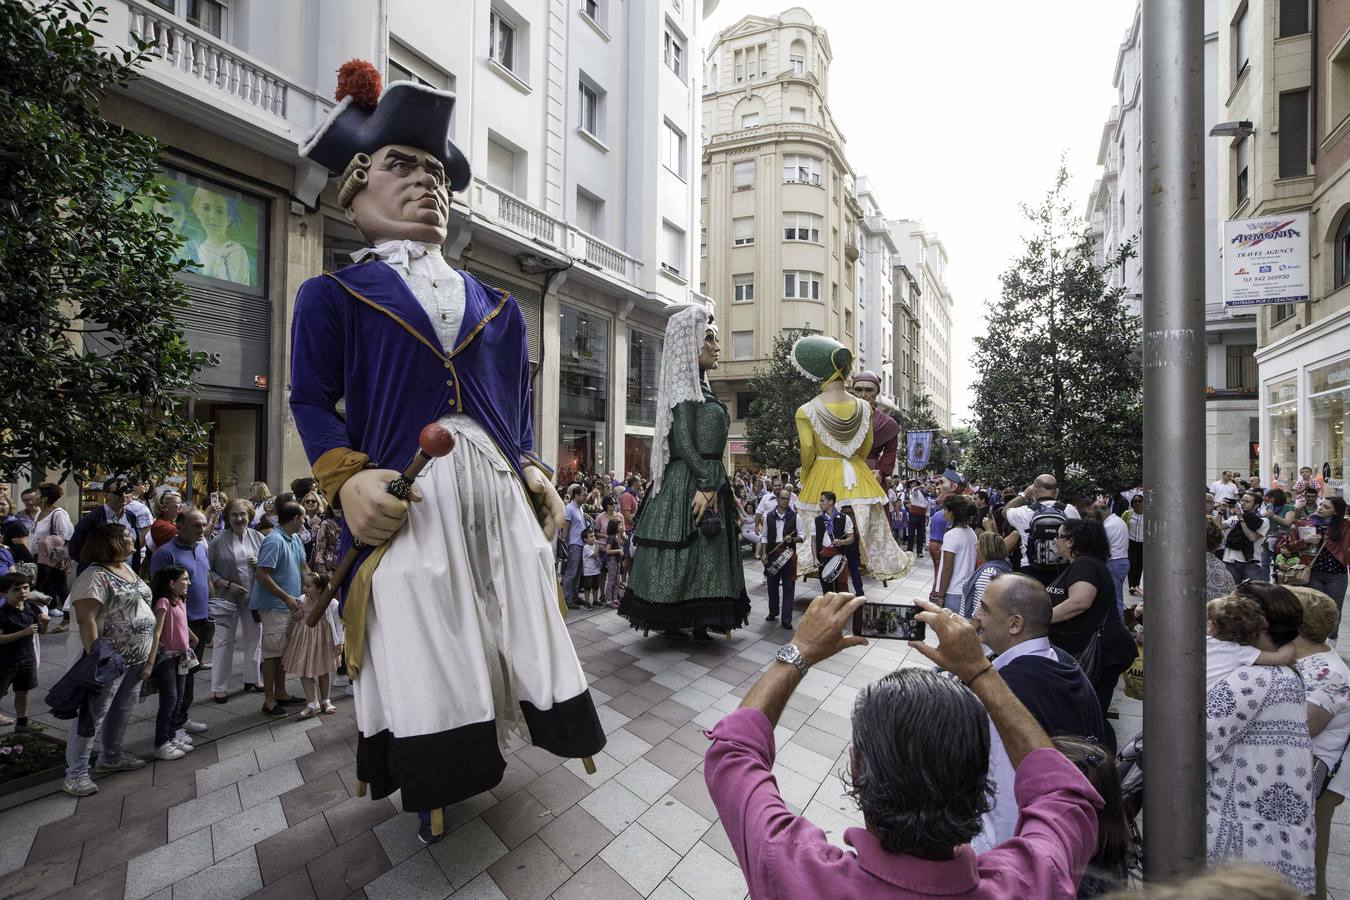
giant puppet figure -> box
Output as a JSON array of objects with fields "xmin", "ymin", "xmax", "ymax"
[
  {"xmin": 849, "ymin": 370, "xmax": 899, "ymax": 479},
  {"xmin": 792, "ymin": 336, "xmax": 911, "ymax": 590},
  {"xmin": 289, "ymin": 62, "xmax": 604, "ymax": 839}
]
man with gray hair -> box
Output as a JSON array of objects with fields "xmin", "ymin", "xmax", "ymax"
[
  {"xmin": 972, "ymin": 574, "xmax": 1108, "ymax": 851},
  {"xmin": 704, "ymin": 590, "xmax": 1102, "ymax": 898},
  {"xmin": 1003, "ymin": 474, "xmax": 1080, "ymax": 585}
]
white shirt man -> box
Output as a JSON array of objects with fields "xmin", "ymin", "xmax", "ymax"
[
  {"xmin": 1005, "ymin": 500, "xmax": 1081, "ymax": 568},
  {"xmin": 1210, "ymin": 474, "xmax": 1239, "ymax": 505}
]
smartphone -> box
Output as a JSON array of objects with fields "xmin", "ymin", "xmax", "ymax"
[{"xmin": 852, "ymin": 601, "xmax": 926, "ymax": 641}]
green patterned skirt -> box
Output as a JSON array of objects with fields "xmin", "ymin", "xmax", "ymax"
[{"xmin": 618, "ymin": 460, "xmax": 749, "ymax": 633}]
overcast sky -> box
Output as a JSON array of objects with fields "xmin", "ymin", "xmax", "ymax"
[{"xmin": 701, "ymin": 0, "xmax": 1138, "ymax": 426}]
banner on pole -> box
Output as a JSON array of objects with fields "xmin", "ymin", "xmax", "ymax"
[
  {"xmin": 1222, "ymin": 212, "xmax": 1309, "ymax": 307},
  {"xmin": 907, "ymin": 431, "xmax": 933, "ymax": 470}
]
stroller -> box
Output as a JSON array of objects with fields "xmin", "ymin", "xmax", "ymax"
[{"xmin": 1116, "ymin": 729, "xmax": 1146, "ymax": 883}]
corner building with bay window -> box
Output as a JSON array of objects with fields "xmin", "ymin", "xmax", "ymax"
[{"xmin": 699, "ymin": 7, "xmax": 864, "ymax": 468}]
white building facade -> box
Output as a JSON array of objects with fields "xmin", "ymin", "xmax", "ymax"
[
  {"xmin": 1086, "ymin": 0, "xmax": 1259, "ymax": 483},
  {"xmin": 889, "ymin": 221, "xmax": 954, "ymax": 430},
  {"xmin": 90, "ymin": 0, "xmax": 711, "ymax": 496},
  {"xmin": 855, "ymin": 177, "xmax": 898, "ymax": 415}
]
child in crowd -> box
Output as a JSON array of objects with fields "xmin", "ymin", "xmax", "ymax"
[
  {"xmin": 284, "ymin": 572, "xmax": 339, "ymax": 718},
  {"xmin": 580, "ymin": 528, "xmax": 601, "ymax": 609},
  {"xmin": 1052, "ymin": 735, "xmax": 1133, "ymax": 897},
  {"xmin": 0, "ymin": 573, "xmax": 47, "ymax": 730},
  {"xmin": 603, "ymin": 519, "xmax": 625, "ymax": 608},
  {"xmin": 146, "ymin": 564, "xmax": 197, "ymax": 760},
  {"xmin": 1205, "ymin": 595, "xmax": 1295, "ymax": 692}
]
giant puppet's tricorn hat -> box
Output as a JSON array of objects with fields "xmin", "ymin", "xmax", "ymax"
[{"xmin": 299, "ymin": 60, "xmax": 472, "ymax": 192}]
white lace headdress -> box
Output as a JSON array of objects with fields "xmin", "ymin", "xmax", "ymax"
[{"xmin": 651, "ymin": 304, "xmax": 711, "ymax": 496}]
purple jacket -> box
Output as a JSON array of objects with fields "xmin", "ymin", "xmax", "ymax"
[
  {"xmin": 705, "ymin": 707, "xmax": 1101, "ymax": 899},
  {"xmin": 289, "ymin": 260, "xmax": 548, "ymax": 604}
]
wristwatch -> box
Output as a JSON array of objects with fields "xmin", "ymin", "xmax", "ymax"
[{"xmin": 775, "ymin": 643, "xmax": 808, "ymax": 676}]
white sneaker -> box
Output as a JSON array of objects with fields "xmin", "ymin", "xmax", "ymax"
[
  {"xmin": 62, "ymin": 774, "xmax": 99, "ymax": 796},
  {"xmin": 172, "ymin": 739, "xmax": 194, "ymax": 753},
  {"xmin": 154, "ymin": 742, "xmax": 185, "ymax": 760},
  {"xmin": 183, "ymin": 720, "xmax": 208, "ymax": 734},
  {"xmin": 174, "ymin": 729, "xmax": 194, "ymax": 746}
]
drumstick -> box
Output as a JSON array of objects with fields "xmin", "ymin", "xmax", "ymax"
[{"xmin": 305, "ymin": 423, "xmax": 456, "ymax": 627}]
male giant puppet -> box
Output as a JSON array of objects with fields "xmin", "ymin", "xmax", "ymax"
[
  {"xmin": 290, "ymin": 62, "xmax": 604, "ymax": 844},
  {"xmin": 849, "ymin": 370, "xmax": 898, "ymax": 479}
]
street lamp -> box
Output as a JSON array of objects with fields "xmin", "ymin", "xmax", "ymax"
[{"xmin": 1208, "ymin": 120, "xmax": 1254, "ymax": 139}]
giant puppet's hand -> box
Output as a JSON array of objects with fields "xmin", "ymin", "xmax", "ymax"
[
  {"xmin": 339, "ymin": 468, "xmax": 422, "ymax": 546},
  {"xmin": 523, "ymin": 465, "xmax": 565, "ymax": 543}
]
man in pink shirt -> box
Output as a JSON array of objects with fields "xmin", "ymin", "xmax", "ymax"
[{"xmin": 704, "ymin": 593, "xmax": 1102, "ymax": 899}]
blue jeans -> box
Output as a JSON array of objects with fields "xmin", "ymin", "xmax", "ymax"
[
  {"xmin": 1107, "ymin": 558, "xmax": 1130, "ymax": 619},
  {"xmin": 563, "ymin": 543, "xmax": 584, "ymax": 605},
  {"xmin": 1308, "ymin": 570, "xmax": 1348, "ymax": 640},
  {"xmin": 65, "ymin": 658, "xmax": 146, "ymax": 780},
  {"xmin": 151, "ymin": 654, "xmax": 186, "ymax": 747},
  {"xmin": 1225, "ymin": 559, "xmax": 1262, "ymax": 587}
]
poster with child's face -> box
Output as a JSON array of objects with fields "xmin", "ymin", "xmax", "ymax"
[{"xmin": 148, "ymin": 168, "xmax": 266, "ymax": 293}]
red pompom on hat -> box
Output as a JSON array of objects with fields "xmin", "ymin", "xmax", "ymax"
[{"xmin": 336, "ymin": 59, "xmax": 382, "ymax": 109}]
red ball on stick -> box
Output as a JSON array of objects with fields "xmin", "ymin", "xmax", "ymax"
[{"xmin": 419, "ymin": 422, "xmax": 456, "ymax": 458}]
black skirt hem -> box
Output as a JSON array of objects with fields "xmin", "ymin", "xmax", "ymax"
[{"xmin": 618, "ymin": 590, "xmax": 751, "ymax": 633}]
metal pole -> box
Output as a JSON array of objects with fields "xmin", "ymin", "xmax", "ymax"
[{"xmin": 1141, "ymin": 0, "xmax": 1207, "ymax": 882}]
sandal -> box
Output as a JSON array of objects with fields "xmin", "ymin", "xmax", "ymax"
[
  {"xmin": 321, "ymin": 701, "xmax": 338, "ymax": 714},
  {"xmin": 298, "ymin": 704, "xmax": 321, "ymax": 720}
]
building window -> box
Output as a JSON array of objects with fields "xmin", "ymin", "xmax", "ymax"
[
  {"xmin": 486, "ymin": 133, "xmax": 522, "ymax": 196},
  {"xmin": 789, "ymin": 39, "xmax": 806, "ymax": 75},
  {"xmin": 663, "ymin": 28, "xmax": 684, "ymax": 78},
  {"xmin": 788, "ymin": 106, "xmax": 806, "ymax": 123},
  {"xmin": 783, "ymin": 154, "xmax": 821, "ymax": 185},
  {"xmin": 1278, "ymin": 0, "xmax": 1309, "ymax": 37},
  {"xmin": 740, "ymin": 112, "xmax": 760, "ymax": 129},
  {"xmin": 1335, "ymin": 212, "xmax": 1350, "ymax": 290},
  {"xmin": 700, "ymin": 173, "xmax": 707, "ymax": 203},
  {"xmin": 627, "ymin": 329, "xmax": 663, "ymax": 428},
  {"xmin": 1233, "ymin": 4, "xmax": 1249, "ymax": 79},
  {"xmin": 489, "ymin": 9, "xmax": 517, "ymax": 73},
  {"xmin": 1226, "ymin": 344, "xmax": 1258, "ymax": 390},
  {"xmin": 150, "ymin": 0, "xmax": 227, "ymax": 38},
  {"xmin": 661, "ymin": 221, "xmax": 685, "ymax": 276},
  {"xmin": 783, "ymin": 212, "xmax": 822, "ymax": 242},
  {"xmin": 559, "ymin": 304, "xmax": 609, "ymax": 483},
  {"xmin": 735, "ymin": 391, "xmax": 755, "ymax": 420},
  {"xmin": 844, "ymin": 308, "xmax": 853, "ymax": 335},
  {"xmin": 662, "ymin": 119, "xmax": 686, "ymax": 178},
  {"xmin": 733, "ymin": 274, "xmax": 754, "ymax": 302},
  {"xmin": 1333, "ymin": 40, "xmax": 1350, "ymax": 129},
  {"xmin": 733, "ymin": 160, "xmax": 754, "ymax": 190},
  {"xmin": 582, "ymin": 0, "xmax": 602, "ymax": 27},
  {"xmin": 576, "ymin": 188, "xmax": 603, "ymax": 237},
  {"xmin": 388, "ymin": 39, "xmax": 456, "ymax": 134},
  {"xmin": 784, "ymin": 271, "xmax": 821, "ymax": 300},
  {"xmin": 578, "ymin": 76, "xmax": 603, "ymax": 139},
  {"xmin": 731, "ymin": 331, "xmax": 754, "ymax": 359},
  {"xmin": 733, "ymin": 217, "xmax": 754, "ymax": 247},
  {"xmin": 1278, "ymin": 90, "xmax": 1308, "ymax": 178},
  {"xmin": 1235, "ymin": 136, "xmax": 1249, "ymax": 205}
]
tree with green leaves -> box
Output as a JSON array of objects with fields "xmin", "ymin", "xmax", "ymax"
[
  {"xmin": 744, "ymin": 327, "xmax": 819, "ymax": 474},
  {"xmin": 963, "ymin": 164, "xmax": 1141, "ymax": 493},
  {"xmin": 0, "ymin": 0, "xmax": 206, "ymax": 482}
]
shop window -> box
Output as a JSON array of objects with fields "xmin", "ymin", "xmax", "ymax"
[
  {"xmin": 558, "ymin": 304, "xmax": 609, "ymax": 481},
  {"xmin": 1266, "ymin": 377, "xmax": 1298, "ymax": 488},
  {"xmin": 626, "ymin": 329, "xmax": 663, "ymax": 427},
  {"xmin": 146, "ymin": 166, "xmax": 266, "ymax": 295},
  {"xmin": 1309, "ymin": 357, "xmax": 1350, "ymax": 494}
]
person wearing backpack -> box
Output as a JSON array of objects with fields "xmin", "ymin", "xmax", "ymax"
[
  {"xmin": 1221, "ymin": 491, "xmax": 1268, "ymax": 586},
  {"xmin": 1003, "ymin": 474, "xmax": 1080, "ymax": 587}
]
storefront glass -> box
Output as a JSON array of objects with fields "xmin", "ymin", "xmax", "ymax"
[
  {"xmin": 626, "ymin": 330, "xmax": 663, "ymax": 427},
  {"xmin": 558, "ymin": 305, "xmax": 609, "ymax": 482},
  {"xmin": 1266, "ymin": 377, "xmax": 1298, "ymax": 489},
  {"xmin": 148, "ymin": 167, "xmax": 267, "ymax": 295},
  {"xmin": 624, "ymin": 435, "xmax": 653, "ymax": 479},
  {"xmin": 1309, "ymin": 357, "xmax": 1350, "ymax": 498}
]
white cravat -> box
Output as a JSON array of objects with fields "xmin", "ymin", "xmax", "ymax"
[{"xmin": 353, "ymin": 239, "xmax": 465, "ymax": 353}]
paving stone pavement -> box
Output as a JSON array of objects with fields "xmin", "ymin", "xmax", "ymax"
[{"xmin": 3, "ymin": 554, "xmax": 1349, "ymax": 899}]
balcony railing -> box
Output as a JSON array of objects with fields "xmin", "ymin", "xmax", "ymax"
[
  {"xmin": 128, "ymin": 2, "xmax": 289, "ymax": 117},
  {"xmin": 469, "ymin": 179, "xmax": 644, "ymax": 289}
]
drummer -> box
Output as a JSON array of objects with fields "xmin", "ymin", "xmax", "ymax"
[{"xmin": 757, "ymin": 489, "xmax": 800, "ymax": 629}]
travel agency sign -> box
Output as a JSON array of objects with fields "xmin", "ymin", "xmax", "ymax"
[{"xmin": 1223, "ymin": 212, "xmax": 1309, "ymax": 307}]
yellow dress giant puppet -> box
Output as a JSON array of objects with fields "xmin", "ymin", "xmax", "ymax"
[{"xmin": 791, "ymin": 335, "xmax": 911, "ymax": 590}]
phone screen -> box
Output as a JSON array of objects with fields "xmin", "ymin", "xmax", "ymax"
[{"xmin": 852, "ymin": 602, "xmax": 926, "ymax": 641}]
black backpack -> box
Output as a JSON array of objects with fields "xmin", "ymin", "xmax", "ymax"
[{"xmin": 1025, "ymin": 501, "xmax": 1070, "ymax": 572}]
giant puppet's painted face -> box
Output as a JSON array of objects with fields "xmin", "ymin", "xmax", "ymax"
[{"xmin": 346, "ymin": 144, "xmax": 451, "ymax": 245}]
